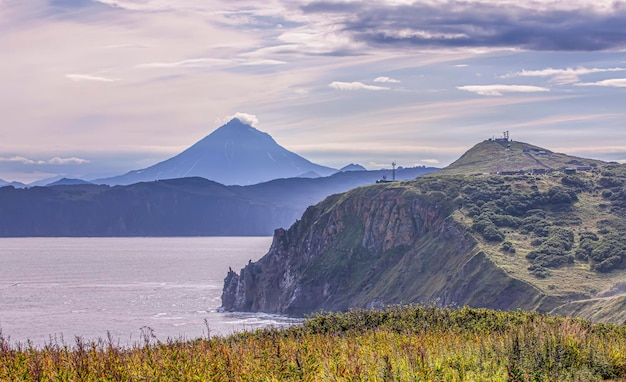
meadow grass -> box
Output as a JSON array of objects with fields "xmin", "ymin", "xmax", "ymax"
[{"xmin": 2, "ymin": 305, "xmax": 626, "ymax": 381}]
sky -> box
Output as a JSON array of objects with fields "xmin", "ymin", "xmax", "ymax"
[{"xmin": 2, "ymin": 0, "xmax": 626, "ymax": 184}]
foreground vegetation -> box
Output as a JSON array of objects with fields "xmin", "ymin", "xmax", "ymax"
[{"xmin": 2, "ymin": 305, "xmax": 626, "ymax": 381}]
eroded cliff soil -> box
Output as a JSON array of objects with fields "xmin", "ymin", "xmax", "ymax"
[{"xmin": 222, "ymin": 182, "xmax": 553, "ymax": 316}]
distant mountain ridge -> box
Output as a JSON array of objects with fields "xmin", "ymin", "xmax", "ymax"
[
  {"xmin": 340, "ymin": 163, "xmax": 367, "ymax": 172},
  {"xmin": 0, "ymin": 178, "xmax": 26, "ymax": 188},
  {"xmin": 93, "ymin": 118, "xmax": 337, "ymax": 186},
  {"xmin": 0, "ymin": 166, "xmax": 437, "ymax": 237}
]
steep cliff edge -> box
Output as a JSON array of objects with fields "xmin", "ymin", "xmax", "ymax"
[
  {"xmin": 221, "ymin": 181, "xmax": 555, "ymax": 316},
  {"xmin": 222, "ymin": 143, "xmax": 626, "ymax": 322}
]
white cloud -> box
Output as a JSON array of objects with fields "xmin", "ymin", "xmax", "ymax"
[
  {"xmin": 136, "ymin": 57, "xmax": 285, "ymax": 69},
  {"xmin": 506, "ymin": 113, "xmax": 623, "ymax": 129},
  {"xmin": 48, "ymin": 157, "xmax": 91, "ymax": 165},
  {"xmin": 378, "ymin": 28, "xmax": 468, "ymax": 40},
  {"xmin": 276, "ymin": 27, "xmax": 363, "ymax": 56},
  {"xmin": 374, "ymin": 76, "xmax": 400, "ymax": 83},
  {"xmin": 504, "ymin": 67, "xmax": 626, "ymax": 85},
  {"xmin": 0, "ymin": 156, "xmax": 89, "ymax": 165},
  {"xmin": 457, "ymin": 85, "xmax": 550, "ymax": 96},
  {"xmin": 65, "ymin": 74, "xmax": 117, "ymax": 82},
  {"xmin": 419, "ymin": 159, "xmax": 440, "ymax": 164},
  {"xmin": 329, "ymin": 81, "xmax": 389, "ymax": 91},
  {"xmin": 0, "ymin": 156, "xmax": 45, "ymax": 165},
  {"xmin": 575, "ymin": 78, "xmax": 626, "ymax": 88},
  {"xmin": 220, "ymin": 112, "xmax": 259, "ymax": 127}
]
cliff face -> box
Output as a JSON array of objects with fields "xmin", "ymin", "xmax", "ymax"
[{"xmin": 221, "ymin": 183, "xmax": 554, "ymax": 316}]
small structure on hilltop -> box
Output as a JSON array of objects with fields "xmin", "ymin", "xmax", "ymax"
[
  {"xmin": 490, "ymin": 131, "xmax": 510, "ymax": 142},
  {"xmin": 376, "ymin": 162, "xmax": 398, "ymax": 183},
  {"xmin": 577, "ymin": 165, "xmax": 594, "ymax": 171}
]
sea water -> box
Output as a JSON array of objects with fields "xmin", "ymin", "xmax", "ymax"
[{"xmin": 0, "ymin": 237, "xmax": 299, "ymax": 348}]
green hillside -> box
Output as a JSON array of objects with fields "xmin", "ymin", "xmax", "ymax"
[
  {"xmin": 437, "ymin": 139, "xmax": 605, "ymax": 176},
  {"xmin": 223, "ymin": 140, "xmax": 626, "ymax": 323},
  {"xmin": 432, "ymin": 141, "xmax": 626, "ymax": 320}
]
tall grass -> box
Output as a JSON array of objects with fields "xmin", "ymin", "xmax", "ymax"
[{"xmin": 2, "ymin": 305, "xmax": 625, "ymax": 381}]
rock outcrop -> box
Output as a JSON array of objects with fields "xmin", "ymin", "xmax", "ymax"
[{"xmin": 221, "ymin": 182, "xmax": 555, "ymax": 316}]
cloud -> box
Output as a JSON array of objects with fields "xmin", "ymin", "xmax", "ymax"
[
  {"xmin": 222, "ymin": 112, "xmax": 260, "ymax": 127},
  {"xmin": 506, "ymin": 113, "xmax": 624, "ymax": 129},
  {"xmin": 275, "ymin": 27, "xmax": 365, "ymax": 56},
  {"xmin": 329, "ymin": 81, "xmax": 389, "ymax": 91},
  {"xmin": 47, "ymin": 157, "xmax": 91, "ymax": 165},
  {"xmin": 0, "ymin": 156, "xmax": 89, "ymax": 165},
  {"xmin": 575, "ymin": 78, "xmax": 626, "ymax": 87},
  {"xmin": 300, "ymin": 1, "xmax": 626, "ymax": 51},
  {"xmin": 136, "ymin": 58, "xmax": 286, "ymax": 69},
  {"xmin": 65, "ymin": 74, "xmax": 117, "ymax": 82},
  {"xmin": 374, "ymin": 76, "xmax": 400, "ymax": 83},
  {"xmin": 457, "ymin": 84, "xmax": 550, "ymax": 96},
  {"xmin": 419, "ymin": 159, "xmax": 440, "ymax": 164},
  {"xmin": 0, "ymin": 156, "xmax": 46, "ymax": 165},
  {"xmin": 504, "ymin": 66, "xmax": 626, "ymax": 84}
]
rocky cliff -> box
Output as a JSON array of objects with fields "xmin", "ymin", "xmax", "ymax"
[
  {"xmin": 221, "ymin": 181, "xmax": 556, "ymax": 316},
  {"xmin": 222, "ymin": 142, "xmax": 626, "ymax": 323}
]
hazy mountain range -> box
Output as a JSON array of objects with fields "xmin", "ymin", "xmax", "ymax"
[
  {"xmin": 0, "ymin": 166, "xmax": 435, "ymax": 237},
  {"xmin": 0, "ymin": 117, "xmax": 437, "ymax": 236},
  {"xmin": 0, "ymin": 179, "xmax": 26, "ymax": 188},
  {"xmin": 5, "ymin": 118, "xmax": 400, "ymax": 188},
  {"xmin": 93, "ymin": 118, "xmax": 338, "ymax": 186}
]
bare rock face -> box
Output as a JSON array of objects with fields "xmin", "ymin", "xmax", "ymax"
[{"xmin": 221, "ymin": 183, "xmax": 554, "ymax": 316}]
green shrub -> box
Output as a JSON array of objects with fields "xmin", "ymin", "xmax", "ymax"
[
  {"xmin": 467, "ymin": 205, "xmax": 481, "ymax": 217},
  {"xmin": 491, "ymin": 214, "xmax": 521, "ymax": 228},
  {"xmin": 528, "ymin": 265, "xmax": 552, "ymax": 278},
  {"xmin": 520, "ymin": 216, "xmax": 552, "ymax": 237},
  {"xmin": 598, "ymin": 176, "xmax": 623, "ymax": 188},
  {"xmin": 593, "ymin": 256, "xmax": 622, "ymax": 273},
  {"xmin": 482, "ymin": 224, "xmax": 505, "ymax": 242},
  {"xmin": 589, "ymin": 236, "xmax": 626, "ymax": 272},
  {"xmin": 544, "ymin": 186, "xmax": 577, "ymax": 205},
  {"xmin": 501, "ymin": 241, "xmax": 516, "ymax": 253},
  {"xmin": 576, "ymin": 231, "xmax": 599, "ymax": 262},
  {"xmin": 561, "ymin": 175, "xmax": 588, "ymax": 189},
  {"xmin": 602, "ymin": 190, "xmax": 613, "ymax": 199},
  {"xmin": 526, "ymin": 228, "xmax": 575, "ymax": 269},
  {"xmin": 575, "ymin": 248, "xmax": 589, "ymax": 261}
]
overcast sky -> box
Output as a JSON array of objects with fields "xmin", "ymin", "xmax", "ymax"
[{"xmin": 2, "ymin": 0, "xmax": 626, "ymax": 183}]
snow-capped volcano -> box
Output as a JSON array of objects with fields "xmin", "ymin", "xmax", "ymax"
[{"xmin": 93, "ymin": 118, "xmax": 337, "ymax": 186}]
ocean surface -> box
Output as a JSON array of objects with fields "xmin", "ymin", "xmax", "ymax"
[{"xmin": 0, "ymin": 237, "xmax": 300, "ymax": 348}]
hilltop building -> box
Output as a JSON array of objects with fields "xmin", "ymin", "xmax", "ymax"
[{"xmin": 490, "ymin": 131, "xmax": 510, "ymax": 142}]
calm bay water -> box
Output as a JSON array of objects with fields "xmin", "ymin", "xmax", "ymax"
[{"xmin": 0, "ymin": 237, "xmax": 299, "ymax": 348}]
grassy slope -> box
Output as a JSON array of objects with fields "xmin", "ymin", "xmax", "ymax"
[
  {"xmin": 247, "ymin": 139, "xmax": 626, "ymax": 322},
  {"xmin": 423, "ymin": 141, "xmax": 626, "ymax": 322},
  {"xmin": 437, "ymin": 140, "xmax": 605, "ymax": 176},
  {"xmin": 3, "ymin": 305, "xmax": 626, "ymax": 380}
]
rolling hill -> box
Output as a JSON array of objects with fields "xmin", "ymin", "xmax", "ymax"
[
  {"xmin": 437, "ymin": 139, "xmax": 605, "ymax": 176},
  {"xmin": 222, "ymin": 139, "xmax": 626, "ymax": 323}
]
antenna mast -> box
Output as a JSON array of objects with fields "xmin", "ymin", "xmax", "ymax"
[{"xmin": 392, "ymin": 161, "xmax": 396, "ymax": 181}]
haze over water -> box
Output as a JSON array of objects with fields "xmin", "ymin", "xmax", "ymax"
[{"xmin": 0, "ymin": 237, "xmax": 298, "ymax": 348}]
